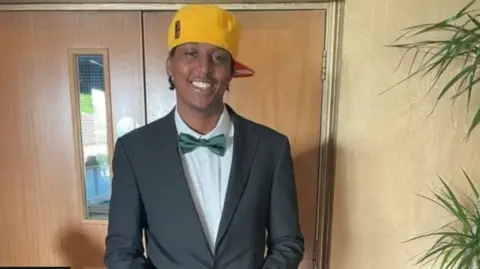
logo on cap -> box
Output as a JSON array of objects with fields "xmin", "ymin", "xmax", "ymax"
[{"xmin": 174, "ymin": 21, "xmax": 181, "ymax": 39}]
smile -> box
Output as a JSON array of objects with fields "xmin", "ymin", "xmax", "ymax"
[{"xmin": 191, "ymin": 80, "xmax": 214, "ymax": 92}]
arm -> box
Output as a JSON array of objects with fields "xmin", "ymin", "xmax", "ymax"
[
  {"xmin": 263, "ymin": 137, "xmax": 305, "ymax": 269},
  {"xmin": 104, "ymin": 138, "xmax": 149, "ymax": 269}
]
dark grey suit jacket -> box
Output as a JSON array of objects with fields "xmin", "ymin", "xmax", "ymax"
[{"xmin": 104, "ymin": 105, "xmax": 304, "ymax": 269}]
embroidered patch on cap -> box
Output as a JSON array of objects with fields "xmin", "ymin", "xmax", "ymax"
[{"xmin": 174, "ymin": 21, "xmax": 181, "ymax": 39}]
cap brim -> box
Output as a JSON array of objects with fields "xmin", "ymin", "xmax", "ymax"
[{"xmin": 233, "ymin": 60, "xmax": 254, "ymax": 78}]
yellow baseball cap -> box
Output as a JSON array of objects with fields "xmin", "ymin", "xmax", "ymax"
[{"xmin": 167, "ymin": 4, "xmax": 254, "ymax": 78}]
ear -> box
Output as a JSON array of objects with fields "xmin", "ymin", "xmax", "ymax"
[{"xmin": 165, "ymin": 56, "xmax": 173, "ymax": 76}]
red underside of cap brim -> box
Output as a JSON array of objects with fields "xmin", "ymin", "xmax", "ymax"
[{"xmin": 233, "ymin": 60, "xmax": 254, "ymax": 78}]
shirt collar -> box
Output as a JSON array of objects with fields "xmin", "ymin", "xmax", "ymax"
[{"xmin": 174, "ymin": 105, "xmax": 233, "ymax": 139}]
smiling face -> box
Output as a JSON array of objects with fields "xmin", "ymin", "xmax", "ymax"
[{"xmin": 166, "ymin": 42, "xmax": 234, "ymax": 117}]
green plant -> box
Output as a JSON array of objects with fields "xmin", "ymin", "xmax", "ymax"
[
  {"xmin": 404, "ymin": 169, "xmax": 480, "ymax": 269},
  {"xmin": 80, "ymin": 92, "xmax": 94, "ymax": 114},
  {"xmin": 386, "ymin": 2, "xmax": 480, "ymax": 268},
  {"xmin": 386, "ymin": 0, "xmax": 480, "ymax": 138}
]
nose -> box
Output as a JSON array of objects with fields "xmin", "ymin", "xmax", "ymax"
[{"xmin": 197, "ymin": 55, "xmax": 214, "ymax": 76}]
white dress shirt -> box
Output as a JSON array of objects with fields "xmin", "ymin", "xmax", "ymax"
[{"xmin": 174, "ymin": 107, "xmax": 234, "ymax": 254}]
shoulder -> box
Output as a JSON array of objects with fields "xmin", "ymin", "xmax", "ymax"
[
  {"xmin": 234, "ymin": 114, "xmax": 292, "ymax": 168},
  {"xmin": 234, "ymin": 112, "xmax": 289, "ymax": 147},
  {"xmin": 116, "ymin": 112, "xmax": 172, "ymax": 148}
]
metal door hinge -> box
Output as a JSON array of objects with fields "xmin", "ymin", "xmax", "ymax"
[
  {"xmin": 312, "ymin": 239, "xmax": 319, "ymax": 269},
  {"xmin": 322, "ymin": 50, "xmax": 327, "ymax": 81}
]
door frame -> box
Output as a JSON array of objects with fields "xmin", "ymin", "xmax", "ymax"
[{"xmin": 0, "ymin": 2, "xmax": 342, "ymax": 269}]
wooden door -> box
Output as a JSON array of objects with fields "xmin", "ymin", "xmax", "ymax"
[
  {"xmin": 143, "ymin": 9, "xmax": 326, "ymax": 269},
  {"xmin": 0, "ymin": 11, "xmax": 144, "ymax": 268}
]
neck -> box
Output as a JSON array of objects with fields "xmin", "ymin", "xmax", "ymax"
[{"xmin": 177, "ymin": 105, "xmax": 224, "ymax": 135}]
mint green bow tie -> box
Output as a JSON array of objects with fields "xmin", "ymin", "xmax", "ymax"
[{"xmin": 178, "ymin": 133, "xmax": 227, "ymax": 156}]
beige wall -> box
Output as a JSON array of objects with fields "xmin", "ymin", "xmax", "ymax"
[{"xmin": 330, "ymin": 0, "xmax": 480, "ymax": 269}]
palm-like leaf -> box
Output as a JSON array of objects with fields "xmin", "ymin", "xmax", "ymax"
[
  {"xmin": 385, "ymin": 0, "xmax": 480, "ymax": 138},
  {"xmin": 405, "ymin": 169, "xmax": 480, "ymax": 269}
]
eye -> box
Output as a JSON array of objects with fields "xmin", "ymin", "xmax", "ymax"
[
  {"xmin": 213, "ymin": 54, "xmax": 229, "ymax": 63},
  {"xmin": 213, "ymin": 56, "xmax": 224, "ymax": 62},
  {"xmin": 184, "ymin": 50, "xmax": 198, "ymax": 58}
]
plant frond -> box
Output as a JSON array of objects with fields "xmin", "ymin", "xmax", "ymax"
[
  {"xmin": 467, "ymin": 107, "xmax": 480, "ymax": 138},
  {"xmin": 386, "ymin": 0, "xmax": 480, "ymax": 137},
  {"xmin": 406, "ymin": 171, "xmax": 480, "ymax": 269}
]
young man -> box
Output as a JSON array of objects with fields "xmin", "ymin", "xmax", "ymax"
[{"xmin": 105, "ymin": 4, "xmax": 304, "ymax": 269}]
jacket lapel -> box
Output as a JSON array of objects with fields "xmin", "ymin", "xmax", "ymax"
[
  {"xmin": 151, "ymin": 109, "xmax": 213, "ymax": 259},
  {"xmin": 215, "ymin": 105, "xmax": 259, "ymax": 251}
]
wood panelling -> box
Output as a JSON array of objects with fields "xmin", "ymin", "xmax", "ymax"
[
  {"xmin": 0, "ymin": 11, "xmax": 144, "ymax": 268},
  {"xmin": 143, "ymin": 9, "xmax": 326, "ymax": 269}
]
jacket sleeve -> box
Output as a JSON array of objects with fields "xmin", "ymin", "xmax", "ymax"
[
  {"xmin": 104, "ymin": 138, "xmax": 150, "ymax": 269},
  {"xmin": 263, "ymin": 136, "xmax": 305, "ymax": 269}
]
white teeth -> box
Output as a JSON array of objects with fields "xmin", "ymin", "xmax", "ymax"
[{"xmin": 192, "ymin": 81, "xmax": 212, "ymax": 90}]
